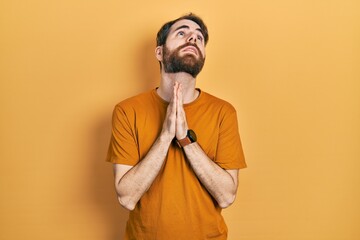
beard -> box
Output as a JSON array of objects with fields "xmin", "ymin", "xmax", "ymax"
[{"xmin": 162, "ymin": 42, "xmax": 205, "ymax": 78}]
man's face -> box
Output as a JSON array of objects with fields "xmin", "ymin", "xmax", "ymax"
[{"xmin": 161, "ymin": 19, "xmax": 206, "ymax": 78}]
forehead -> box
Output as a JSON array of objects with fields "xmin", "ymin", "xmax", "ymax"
[{"xmin": 169, "ymin": 19, "xmax": 202, "ymax": 34}]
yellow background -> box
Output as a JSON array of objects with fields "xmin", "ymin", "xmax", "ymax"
[{"xmin": 1, "ymin": 0, "xmax": 359, "ymax": 239}]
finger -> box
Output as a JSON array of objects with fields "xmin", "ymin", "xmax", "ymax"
[
  {"xmin": 178, "ymin": 84, "xmax": 183, "ymax": 105},
  {"xmin": 175, "ymin": 84, "xmax": 188, "ymax": 139},
  {"xmin": 162, "ymin": 84, "xmax": 178, "ymax": 137},
  {"xmin": 177, "ymin": 84, "xmax": 184, "ymax": 115},
  {"xmin": 173, "ymin": 82, "xmax": 179, "ymax": 109},
  {"xmin": 164, "ymin": 83, "xmax": 177, "ymax": 122},
  {"xmin": 174, "ymin": 82, "xmax": 179, "ymax": 99}
]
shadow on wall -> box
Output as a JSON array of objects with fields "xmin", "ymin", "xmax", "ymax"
[{"xmin": 89, "ymin": 36, "xmax": 160, "ymax": 240}]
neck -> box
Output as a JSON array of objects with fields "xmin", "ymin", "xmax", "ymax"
[{"xmin": 157, "ymin": 71, "xmax": 199, "ymax": 104}]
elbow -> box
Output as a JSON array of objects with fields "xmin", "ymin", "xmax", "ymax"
[
  {"xmin": 117, "ymin": 195, "xmax": 137, "ymax": 211},
  {"xmin": 218, "ymin": 193, "xmax": 236, "ymax": 209},
  {"xmin": 115, "ymin": 184, "xmax": 138, "ymax": 211}
]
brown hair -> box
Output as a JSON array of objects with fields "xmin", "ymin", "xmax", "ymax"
[{"xmin": 156, "ymin": 13, "xmax": 209, "ymax": 47}]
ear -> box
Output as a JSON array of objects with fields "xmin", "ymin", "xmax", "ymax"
[{"xmin": 155, "ymin": 46, "xmax": 163, "ymax": 61}]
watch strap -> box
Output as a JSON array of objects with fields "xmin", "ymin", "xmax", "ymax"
[{"xmin": 177, "ymin": 136, "xmax": 192, "ymax": 148}]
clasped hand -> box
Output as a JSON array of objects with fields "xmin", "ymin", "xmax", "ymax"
[{"xmin": 162, "ymin": 82, "xmax": 188, "ymax": 141}]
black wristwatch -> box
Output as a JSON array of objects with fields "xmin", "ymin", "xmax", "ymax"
[{"xmin": 177, "ymin": 129, "xmax": 197, "ymax": 148}]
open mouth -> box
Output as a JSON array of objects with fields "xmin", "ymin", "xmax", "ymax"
[{"xmin": 181, "ymin": 46, "xmax": 198, "ymax": 56}]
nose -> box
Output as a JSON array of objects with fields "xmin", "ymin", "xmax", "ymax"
[{"xmin": 187, "ymin": 33, "xmax": 197, "ymax": 43}]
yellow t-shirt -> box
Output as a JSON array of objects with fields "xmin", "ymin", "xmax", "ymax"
[{"xmin": 107, "ymin": 89, "xmax": 246, "ymax": 240}]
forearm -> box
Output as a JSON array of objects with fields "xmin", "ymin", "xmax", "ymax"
[
  {"xmin": 115, "ymin": 134, "xmax": 172, "ymax": 210},
  {"xmin": 183, "ymin": 143, "xmax": 238, "ymax": 208}
]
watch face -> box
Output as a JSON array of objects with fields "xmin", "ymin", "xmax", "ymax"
[{"xmin": 188, "ymin": 129, "xmax": 197, "ymax": 142}]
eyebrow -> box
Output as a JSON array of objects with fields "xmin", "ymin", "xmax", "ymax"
[{"xmin": 174, "ymin": 25, "xmax": 204, "ymax": 37}]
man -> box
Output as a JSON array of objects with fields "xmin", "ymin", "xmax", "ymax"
[{"xmin": 106, "ymin": 13, "xmax": 246, "ymax": 240}]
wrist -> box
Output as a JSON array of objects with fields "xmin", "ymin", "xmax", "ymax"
[
  {"xmin": 159, "ymin": 131, "xmax": 175, "ymax": 144},
  {"xmin": 176, "ymin": 130, "xmax": 188, "ymax": 141},
  {"xmin": 176, "ymin": 129, "xmax": 197, "ymax": 148}
]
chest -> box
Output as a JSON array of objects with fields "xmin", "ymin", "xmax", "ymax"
[{"xmin": 132, "ymin": 105, "xmax": 222, "ymax": 161}]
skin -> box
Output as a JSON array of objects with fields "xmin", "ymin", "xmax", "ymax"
[{"xmin": 113, "ymin": 19, "xmax": 239, "ymax": 210}]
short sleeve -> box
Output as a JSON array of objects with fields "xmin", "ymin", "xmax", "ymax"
[
  {"xmin": 106, "ymin": 105, "xmax": 139, "ymax": 165},
  {"xmin": 215, "ymin": 108, "xmax": 247, "ymax": 169}
]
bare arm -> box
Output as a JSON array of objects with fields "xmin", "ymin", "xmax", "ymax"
[
  {"xmin": 175, "ymin": 84, "xmax": 239, "ymax": 208},
  {"xmin": 113, "ymin": 134, "xmax": 172, "ymax": 210},
  {"xmin": 182, "ymin": 143, "xmax": 239, "ymax": 208},
  {"xmin": 113, "ymin": 84, "xmax": 178, "ymax": 211}
]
